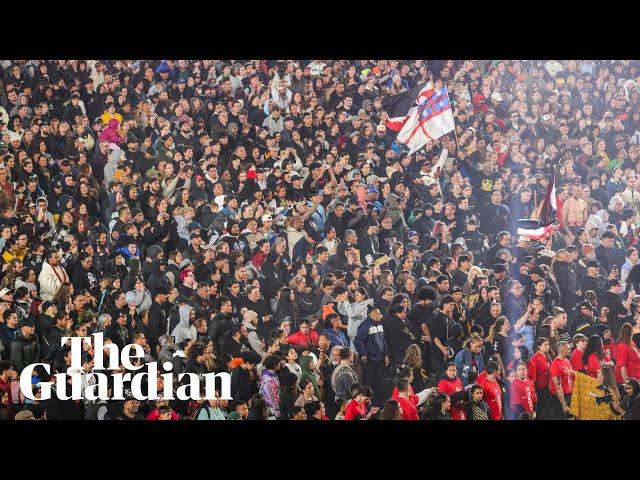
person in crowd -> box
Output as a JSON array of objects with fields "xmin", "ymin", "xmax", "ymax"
[{"xmin": 1, "ymin": 58, "xmax": 639, "ymax": 421}]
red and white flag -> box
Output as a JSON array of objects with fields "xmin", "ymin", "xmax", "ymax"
[{"xmin": 396, "ymin": 82, "xmax": 455, "ymax": 154}]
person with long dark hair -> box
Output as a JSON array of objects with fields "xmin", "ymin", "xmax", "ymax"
[
  {"xmin": 437, "ymin": 362, "xmax": 467, "ymax": 420},
  {"xmin": 246, "ymin": 394, "xmax": 269, "ymax": 420},
  {"xmin": 463, "ymin": 384, "xmax": 491, "ymax": 420},
  {"xmin": 275, "ymin": 287, "xmax": 301, "ymax": 331},
  {"xmin": 530, "ymin": 337, "xmax": 552, "ymax": 419},
  {"xmin": 510, "ymin": 361, "xmax": 537, "ymax": 418},
  {"xmin": 423, "ymin": 393, "xmax": 451, "ymax": 420},
  {"xmin": 583, "ymin": 335, "xmax": 614, "ymax": 380},
  {"xmin": 379, "ymin": 399, "xmax": 403, "ymax": 420},
  {"xmin": 614, "ymin": 323, "xmax": 640, "ymax": 385}
]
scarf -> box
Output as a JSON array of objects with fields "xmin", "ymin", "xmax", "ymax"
[
  {"xmin": 300, "ymin": 355, "xmax": 320, "ymax": 397},
  {"xmin": 471, "ymin": 401, "xmax": 489, "ymax": 420}
]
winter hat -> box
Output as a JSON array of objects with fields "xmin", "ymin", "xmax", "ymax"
[
  {"xmin": 229, "ymin": 358, "xmax": 244, "ymax": 369},
  {"xmin": 594, "ymin": 323, "xmax": 610, "ymax": 338},
  {"xmin": 147, "ymin": 244, "xmax": 163, "ymax": 260},
  {"xmin": 243, "ymin": 309, "xmax": 258, "ymax": 325}
]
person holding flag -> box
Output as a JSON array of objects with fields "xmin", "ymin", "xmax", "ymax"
[
  {"xmin": 517, "ymin": 167, "xmax": 558, "ymax": 242},
  {"xmin": 384, "ymin": 80, "xmax": 456, "ymax": 155}
]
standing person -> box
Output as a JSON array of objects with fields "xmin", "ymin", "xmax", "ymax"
[
  {"xmin": 427, "ymin": 295, "xmax": 455, "ymax": 377},
  {"xmin": 393, "ymin": 378, "xmax": 420, "ymax": 420},
  {"xmin": 549, "ymin": 341, "xmax": 575, "ymax": 420},
  {"xmin": 259, "ymin": 354, "xmax": 282, "ymax": 419},
  {"xmin": 230, "ymin": 351, "xmax": 260, "ymax": 403},
  {"xmin": 353, "ymin": 305, "xmax": 389, "ymax": 405},
  {"xmin": 437, "ymin": 362, "xmax": 467, "ymax": 420},
  {"xmin": 583, "ymin": 335, "xmax": 614, "ymax": 380},
  {"xmin": 478, "ymin": 361, "xmax": 503, "ymax": 420},
  {"xmin": 510, "ymin": 361, "xmax": 537, "ymax": 418},
  {"xmin": 454, "ymin": 333, "xmax": 485, "ymax": 386},
  {"xmin": 530, "ymin": 337, "xmax": 552, "ymax": 420},
  {"xmin": 463, "ymin": 384, "xmax": 491, "ymax": 420},
  {"xmin": 331, "ymin": 347, "xmax": 359, "ymax": 406},
  {"xmin": 570, "ymin": 334, "xmax": 589, "ymax": 373},
  {"xmin": 614, "ymin": 323, "xmax": 640, "ymax": 385}
]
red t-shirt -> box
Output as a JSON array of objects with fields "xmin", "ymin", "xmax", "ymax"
[
  {"xmin": 437, "ymin": 377, "xmax": 466, "ymax": 420},
  {"xmin": 530, "ymin": 352, "xmax": 550, "ymax": 390},
  {"xmin": 587, "ymin": 353, "xmax": 601, "ymax": 379},
  {"xmin": 570, "ymin": 349, "xmax": 586, "ymax": 373},
  {"xmin": 614, "ymin": 342, "xmax": 640, "ymax": 384},
  {"xmin": 396, "ymin": 395, "xmax": 419, "ymax": 420},
  {"xmin": 392, "ymin": 385, "xmax": 417, "ymax": 405},
  {"xmin": 479, "ymin": 376, "xmax": 503, "ymax": 420},
  {"xmin": 344, "ymin": 399, "xmax": 367, "ymax": 420},
  {"xmin": 510, "ymin": 377, "xmax": 537, "ymax": 413},
  {"xmin": 603, "ymin": 341, "xmax": 616, "ymax": 362},
  {"xmin": 549, "ymin": 358, "xmax": 574, "ymax": 395}
]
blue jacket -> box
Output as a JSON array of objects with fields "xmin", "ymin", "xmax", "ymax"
[
  {"xmin": 354, "ymin": 317, "xmax": 387, "ymax": 360},
  {"xmin": 454, "ymin": 348, "xmax": 485, "ymax": 386},
  {"xmin": 322, "ymin": 327, "xmax": 349, "ymax": 350}
]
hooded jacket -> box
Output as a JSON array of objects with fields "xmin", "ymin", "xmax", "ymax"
[
  {"xmin": 146, "ymin": 260, "xmax": 170, "ymax": 292},
  {"xmin": 244, "ymin": 321, "xmax": 265, "ymax": 357},
  {"xmin": 171, "ymin": 305, "xmax": 196, "ymax": 344}
]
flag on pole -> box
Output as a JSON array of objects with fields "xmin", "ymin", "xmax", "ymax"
[
  {"xmin": 517, "ymin": 169, "xmax": 557, "ymax": 240},
  {"xmin": 383, "ymin": 82, "xmax": 427, "ymax": 132},
  {"xmin": 395, "ymin": 82, "xmax": 456, "ymax": 155}
]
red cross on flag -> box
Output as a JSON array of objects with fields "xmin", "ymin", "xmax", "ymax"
[{"xmin": 396, "ymin": 81, "xmax": 456, "ymax": 155}]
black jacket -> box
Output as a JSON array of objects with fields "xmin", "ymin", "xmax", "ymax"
[
  {"xmin": 384, "ymin": 313, "xmax": 415, "ymax": 360},
  {"xmin": 553, "ymin": 260, "xmax": 580, "ymax": 309},
  {"xmin": 230, "ymin": 366, "xmax": 253, "ymax": 403},
  {"xmin": 10, "ymin": 330, "xmax": 41, "ymax": 373},
  {"xmin": 595, "ymin": 245, "xmax": 616, "ymax": 274},
  {"xmin": 207, "ymin": 312, "xmax": 236, "ymax": 354},
  {"xmin": 147, "ymin": 301, "xmax": 168, "ymax": 351}
]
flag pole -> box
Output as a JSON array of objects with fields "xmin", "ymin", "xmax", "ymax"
[{"xmin": 445, "ymin": 83, "xmax": 462, "ymax": 155}]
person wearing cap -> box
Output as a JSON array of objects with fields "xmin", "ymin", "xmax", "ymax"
[
  {"xmin": 114, "ymin": 392, "xmax": 144, "ymax": 421},
  {"xmin": 9, "ymin": 316, "xmax": 39, "ymax": 373},
  {"xmin": 580, "ymin": 259, "xmax": 607, "ymax": 297},
  {"xmin": 569, "ymin": 302, "xmax": 597, "ymax": 338},
  {"xmin": 552, "ymin": 249, "xmax": 580, "ymax": 310}
]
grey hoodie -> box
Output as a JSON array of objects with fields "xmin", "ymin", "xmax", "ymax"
[
  {"xmin": 244, "ymin": 321, "xmax": 265, "ymax": 357},
  {"xmin": 171, "ymin": 305, "xmax": 196, "ymax": 344}
]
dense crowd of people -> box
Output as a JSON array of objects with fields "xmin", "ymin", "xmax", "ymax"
[{"xmin": 1, "ymin": 59, "xmax": 640, "ymax": 421}]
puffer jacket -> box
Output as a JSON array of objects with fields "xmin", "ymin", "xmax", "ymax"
[
  {"xmin": 10, "ymin": 331, "xmax": 41, "ymax": 373},
  {"xmin": 339, "ymin": 298, "xmax": 374, "ymax": 345}
]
